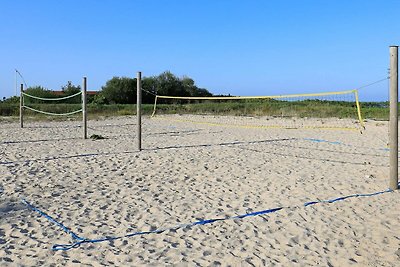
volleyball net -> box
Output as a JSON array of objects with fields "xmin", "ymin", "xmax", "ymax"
[
  {"xmin": 150, "ymin": 89, "xmax": 365, "ymax": 131},
  {"xmin": 20, "ymin": 86, "xmax": 88, "ymax": 139},
  {"xmin": 21, "ymin": 91, "xmax": 83, "ymax": 116}
]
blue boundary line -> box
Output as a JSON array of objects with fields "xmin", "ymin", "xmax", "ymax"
[
  {"xmin": 21, "ymin": 187, "xmax": 394, "ymax": 251},
  {"xmin": 303, "ymin": 138, "xmax": 345, "ymax": 145},
  {"xmin": 303, "ymin": 138, "xmax": 389, "ymax": 151}
]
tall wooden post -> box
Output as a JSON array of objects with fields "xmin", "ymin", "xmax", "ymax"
[
  {"xmin": 137, "ymin": 72, "xmax": 142, "ymax": 151},
  {"xmin": 15, "ymin": 70, "xmax": 18, "ymax": 96},
  {"xmin": 82, "ymin": 77, "xmax": 88, "ymax": 139},
  {"xmin": 20, "ymin": 83, "xmax": 24, "ymax": 128},
  {"xmin": 389, "ymin": 46, "xmax": 399, "ymax": 190}
]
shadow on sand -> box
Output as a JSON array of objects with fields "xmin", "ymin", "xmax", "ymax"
[{"xmin": 0, "ymin": 137, "xmax": 387, "ymax": 167}]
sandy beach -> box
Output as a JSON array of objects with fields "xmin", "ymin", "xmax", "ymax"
[{"xmin": 0, "ymin": 115, "xmax": 399, "ymax": 266}]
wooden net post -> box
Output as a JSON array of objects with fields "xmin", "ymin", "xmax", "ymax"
[
  {"xmin": 20, "ymin": 83, "xmax": 24, "ymax": 128},
  {"xmin": 137, "ymin": 72, "xmax": 142, "ymax": 151},
  {"xmin": 389, "ymin": 46, "xmax": 399, "ymax": 190},
  {"xmin": 82, "ymin": 77, "xmax": 88, "ymax": 139}
]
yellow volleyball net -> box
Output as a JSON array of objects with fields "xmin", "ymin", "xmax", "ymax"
[{"xmin": 150, "ymin": 89, "xmax": 365, "ymax": 131}]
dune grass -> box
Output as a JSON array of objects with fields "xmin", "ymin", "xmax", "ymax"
[{"xmin": 0, "ymin": 101, "xmax": 391, "ymax": 122}]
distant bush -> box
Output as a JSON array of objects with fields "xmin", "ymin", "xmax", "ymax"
[
  {"xmin": 100, "ymin": 77, "xmax": 136, "ymax": 104},
  {"xmin": 1, "ymin": 96, "xmax": 20, "ymax": 104},
  {"xmin": 23, "ymin": 86, "xmax": 55, "ymax": 103},
  {"xmin": 0, "ymin": 103, "xmax": 19, "ymax": 116},
  {"xmin": 99, "ymin": 71, "xmax": 212, "ymax": 105}
]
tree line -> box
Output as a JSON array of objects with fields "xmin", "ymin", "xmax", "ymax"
[
  {"xmin": 1, "ymin": 71, "xmax": 213, "ymax": 104},
  {"xmin": 97, "ymin": 71, "xmax": 212, "ymax": 104}
]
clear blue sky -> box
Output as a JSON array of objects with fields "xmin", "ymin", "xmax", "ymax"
[{"xmin": 1, "ymin": 0, "xmax": 399, "ymax": 101}]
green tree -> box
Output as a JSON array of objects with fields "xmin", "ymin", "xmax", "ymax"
[
  {"xmin": 156, "ymin": 71, "xmax": 188, "ymax": 97},
  {"xmin": 194, "ymin": 87, "xmax": 213, "ymax": 97},
  {"xmin": 142, "ymin": 76, "xmax": 158, "ymax": 104},
  {"xmin": 182, "ymin": 76, "xmax": 196, "ymax": 96},
  {"xmin": 181, "ymin": 76, "xmax": 212, "ymax": 97},
  {"xmin": 62, "ymin": 81, "xmax": 81, "ymax": 95},
  {"xmin": 100, "ymin": 77, "xmax": 136, "ymax": 104},
  {"xmin": 60, "ymin": 81, "xmax": 82, "ymax": 103},
  {"xmin": 98, "ymin": 71, "xmax": 213, "ymax": 104},
  {"xmin": 92, "ymin": 93, "xmax": 108, "ymax": 105},
  {"xmin": 24, "ymin": 86, "xmax": 55, "ymax": 103}
]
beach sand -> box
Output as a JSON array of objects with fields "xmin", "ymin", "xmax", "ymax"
[{"xmin": 0, "ymin": 115, "xmax": 399, "ymax": 266}]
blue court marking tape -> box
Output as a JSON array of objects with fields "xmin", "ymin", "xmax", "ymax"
[
  {"xmin": 21, "ymin": 199, "xmax": 85, "ymax": 242},
  {"xmin": 303, "ymin": 138, "xmax": 391, "ymax": 151},
  {"xmin": 21, "ymin": 186, "xmax": 395, "ymax": 251},
  {"xmin": 303, "ymin": 138, "xmax": 344, "ymax": 146},
  {"xmin": 303, "ymin": 189, "xmax": 391, "ymax": 206}
]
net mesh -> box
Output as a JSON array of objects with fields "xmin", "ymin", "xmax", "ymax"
[{"xmin": 151, "ymin": 90, "xmax": 364, "ymax": 131}]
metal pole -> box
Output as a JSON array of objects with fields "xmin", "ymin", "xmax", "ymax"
[
  {"xmin": 137, "ymin": 71, "xmax": 142, "ymax": 151},
  {"xmin": 389, "ymin": 46, "xmax": 399, "ymax": 190},
  {"xmin": 82, "ymin": 77, "xmax": 87, "ymax": 139},
  {"xmin": 20, "ymin": 83, "xmax": 23, "ymax": 128}
]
